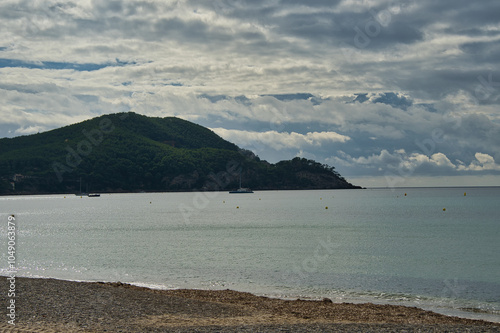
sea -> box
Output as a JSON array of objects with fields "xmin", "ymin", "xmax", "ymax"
[{"xmin": 1, "ymin": 187, "xmax": 499, "ymax": 323}]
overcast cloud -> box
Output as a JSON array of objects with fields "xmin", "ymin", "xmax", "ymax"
[{"xmin": 1, "ymin": 0, "xmax": 499, "ymax": 187}]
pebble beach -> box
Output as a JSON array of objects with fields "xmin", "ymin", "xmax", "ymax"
[{"xmin": 1, "ymin": 277, "xmax": 499, "ymax": 332}]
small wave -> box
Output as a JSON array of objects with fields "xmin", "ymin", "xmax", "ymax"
[
  {"xmin": 129, "ymin": 282, "xmax": 176, "ymax": 290},
  {"xmin": 459, "ymin": 307, "xmax": 500, "ymax": 315}
]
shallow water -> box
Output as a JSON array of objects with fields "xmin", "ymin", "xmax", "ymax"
[{"xmin": 1, "ymin": 187, "xmax": 499, "ymax": 322}]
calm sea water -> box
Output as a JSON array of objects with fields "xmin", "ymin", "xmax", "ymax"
[{"xmin": 1, "ymin": 187, "xmax": 499, "ymax": 322}]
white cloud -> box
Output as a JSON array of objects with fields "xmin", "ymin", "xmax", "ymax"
[
  {"xmin": 458, "ymin": 153, "xmax": 500, "ymax": 171},
  {"xmin": 14, "ymin": 125, "xmax": 46, "ymax": 135},
  {"xmin": 427, "ymin": 152, "xmax": 456, "ymax": 168},
  {"xmin": 333, "ymin": 149, "xmax": 459, "ymax": 176},
  {"xmin": 211, "ymin": 128, "xmax": 350, "ymax": 151}
]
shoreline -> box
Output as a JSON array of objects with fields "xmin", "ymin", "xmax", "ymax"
[
  {"xmin": 5, "ymin": 274, "xmax": 500, "ymax": 324},
  {"xmin": 0, "ymin": 187, "xmax": 364, "ymax": 197},
  {"xmin": 2, "ymin": 277, "xmax": 499, "ymax": 332},
  {"xmin": 2, "ymin": 185, "xmax": 500, "ymax": 197}
]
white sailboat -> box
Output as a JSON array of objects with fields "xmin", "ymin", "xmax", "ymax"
[
  {"xmin": 229, "ymin": 172, "xmax": 253, "ymax": 193},
  {"xmin": 75, "ymin": 178, "xmax": 100, "ymax": 197}
]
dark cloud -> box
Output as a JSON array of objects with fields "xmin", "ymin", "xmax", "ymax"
[
  {"xmin": 353, "ymin": 94, "xmax": 369, "ymax": 103},
  {"xmin": 460, "ymin": 41, "xmax": 500, "ymax": 64},
  {"xmin": 91, "ymin": 0, "xmax": 160, "ymax": 17},
  {"xmin": 352, "ymin": 92, "xmax": 413, "ymax": 110},
  {"xmin": 198, "ymin": 94, "xmax": 229, "ymax": 103},
  {"xmin": 279, "ymin": 0, "xmax": 341, "ymax": 7},
  {"xmin": 261, "ymin": 93, "xmax": 314, "ymax": 101},
  {"xmin": 408, "ymin": 0, "xmax": 500, "ymax": 28},
  {"xmin": 444, "ymin": 27, "xmax": 500, "ymax": 38}
]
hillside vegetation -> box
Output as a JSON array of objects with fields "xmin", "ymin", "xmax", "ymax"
[{"xmin": 0, "ymin": 112, "xmax": 360, "ymax": 194}]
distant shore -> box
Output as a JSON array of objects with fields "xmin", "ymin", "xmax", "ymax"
[
  {"xmin": 1, "ymin": 277, "xmax": 499, "ymax": 332},
  {"xmin": 0, "ymin": 187, "xmax": 364, "ymax": 197}
]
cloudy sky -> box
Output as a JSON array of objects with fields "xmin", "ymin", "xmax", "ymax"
[{"xmin": 1, "ymin": 0, "xmax": 499, "ymax": 187}]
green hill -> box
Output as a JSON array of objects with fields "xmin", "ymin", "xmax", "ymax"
[{"xmin": 0, "ymin": 112, "xmax": 360, "ymax": 194}]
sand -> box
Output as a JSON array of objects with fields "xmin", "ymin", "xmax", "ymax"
[{"xmin": 1, "ymin": 277, "xmax": 499, "ymax": 332}]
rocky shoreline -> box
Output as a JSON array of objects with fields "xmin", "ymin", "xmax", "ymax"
[{"xmin": 1, "ymin": 277, "xmax": 499, "ymax": 332}]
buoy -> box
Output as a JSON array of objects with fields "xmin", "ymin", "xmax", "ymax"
[
  {"xmin": 443, "ymin": 208, "xmax": 446, "ymax": 211},
  {"xmin": 223, "ymin": 200, "xmax": 225, "ymax": 203},
  {"xmin": 236, "ymin": 206, "xmax": 239, "ymax": 209},
  {"xmin": 404, "ymin": 193, "xmax": 407, "ymax": 196},
  {"xmin": 325, "ymin": 206, "xmax": 328, "ymax": 209},
  {"xmin": 464, "ymin": 192, "xmax": 466, "ymax": 196}
]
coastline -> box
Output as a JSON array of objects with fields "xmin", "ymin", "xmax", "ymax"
[
  {"xmin": 0, "ymin": 186, "xmax": 364, "ymax": 197},
  {"xmin": 2, "ymin": 277, "xmax": 499, "ymax": 332},
  {"xmin": 4, "ymin": 185, "xmax": 500, "ymax": 197}
]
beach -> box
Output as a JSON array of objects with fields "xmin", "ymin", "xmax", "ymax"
[{"xmin": 1, "ymin": 277, "xmax": 499, "ymax": 332}]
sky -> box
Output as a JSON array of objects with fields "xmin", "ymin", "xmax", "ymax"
[{"xmin": 1, "ymin": 0, "xmax": 499, "ymax": 187}]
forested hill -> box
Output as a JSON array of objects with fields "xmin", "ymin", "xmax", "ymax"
[{"xmin": 0, "ymin": 112, "xmax": 361, "ymax": 194}]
